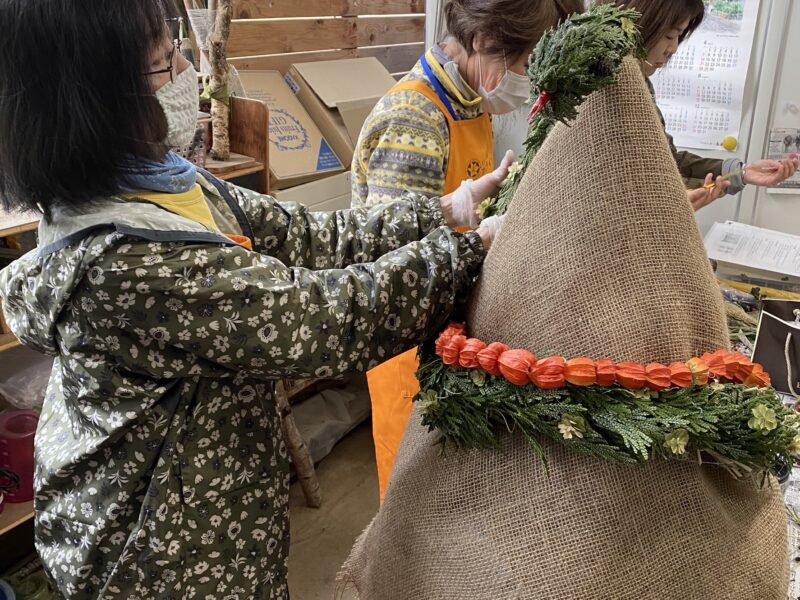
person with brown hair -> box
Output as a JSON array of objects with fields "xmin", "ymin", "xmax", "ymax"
[
  {"xmin": 351, "ymin": 0, "xmax": 584, "ymax": 504},
  {"xmin": 600, "ymin": 0, "xmax": 797, "ymax": 210},
  {"xmin": 338, "ymin": 12, "xmax": 789, "ymax": 596}
]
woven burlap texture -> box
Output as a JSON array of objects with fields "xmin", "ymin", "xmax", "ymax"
[{"xmin": 338, "ymin": 58, "xmax": 788, "ymax": 599}]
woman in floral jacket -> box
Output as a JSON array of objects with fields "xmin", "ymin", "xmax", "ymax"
[{"xmin": 0, "ymin": 1, "xmax": 504, "ymax": 598}]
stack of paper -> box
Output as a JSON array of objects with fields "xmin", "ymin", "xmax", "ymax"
[{"xmin": 704, "ymin": 221, "xmax": 800, "ymax": 288}]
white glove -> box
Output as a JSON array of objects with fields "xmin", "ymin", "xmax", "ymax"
[
  {"xmin": 450, "ymin": 150, "xmax": 515, "ymax": 228},
  {"xmin": 476, "ymin": 215, "xmax": 504, "ymax": 250}
]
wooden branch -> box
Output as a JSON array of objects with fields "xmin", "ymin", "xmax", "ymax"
[
  {"xmin": 275, "ymin": 381, "xmax": 322, "ymax": 508},
  {"xmin": 209, "ymin": 0, "xmax": 232, "ymax": 160}
]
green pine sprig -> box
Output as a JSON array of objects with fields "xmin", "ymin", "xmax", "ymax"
[
  {"xmin": 415, "ymin": 343, "xmax": 799, "ymax": 480},
  {"xmin": 480, "ymin": 4, "xmax": 646, "ymax": 218}
]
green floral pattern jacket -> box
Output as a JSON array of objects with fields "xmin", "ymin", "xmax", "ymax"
[{"xmin": 0, "ymin": 174, "xmax": 485, "ymax": 600}]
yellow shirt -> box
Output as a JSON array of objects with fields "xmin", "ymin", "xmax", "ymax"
[
  {"xmin": 122, "ymin": 185, "xmax": 217, "ymax": 231},
  {"xmin": 122, "ymin": 185, "xmax": 253, "ymax": 250}
]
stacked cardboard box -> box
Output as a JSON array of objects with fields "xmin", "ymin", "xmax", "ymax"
[{"xmin": 240, "ymin": 57, "xmax": 397, "ymax": 205}]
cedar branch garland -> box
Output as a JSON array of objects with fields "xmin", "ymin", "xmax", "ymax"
[
  {"xmin": 417, "ymin": 334, "xmax": 799, "ymax": 480},
  {"xmin": 479, "ymin": 5, "xmax": 647, "ymax": 218}
]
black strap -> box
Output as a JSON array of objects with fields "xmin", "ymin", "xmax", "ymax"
[
  {"xmin": 36, "ymin": 224, "xmax": 235, "ymax": 258},
  {"xmin": 198, "ymin": 169, "xmax": 258, "ymax": 251}
]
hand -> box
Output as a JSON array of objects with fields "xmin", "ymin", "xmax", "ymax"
[
  {"xmin": 440, "ymin": 150, "xmax": 515, "ymax": 228},
  {"xmin": 742, "ymin": 157, "xmax": 798, "ymax": 187},
  {"xmin": 688, "ymin": 174, "xmax": 729, "ymax": 211},
  {"xmin": 476, "ymin": 215, "xmax": 504, "ymax": 250},
  {"xmin": 470, "ymin": 150, "xmax": 515, "ymax": 203}
]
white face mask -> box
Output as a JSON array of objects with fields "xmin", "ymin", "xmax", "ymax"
[
  {"xmin": 154, "ymin": 66, "xmax": 198, "ymax": 148},
  {"xmin": 477, "ymin": 53, "xmax": 529, "ymax": 114}
]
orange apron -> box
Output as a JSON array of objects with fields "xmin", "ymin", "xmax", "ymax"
[{"xmin": 368, "ymin": 57, "xmax": 494, "ymax": 502}]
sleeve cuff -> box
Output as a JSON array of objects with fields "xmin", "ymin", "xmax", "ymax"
[
  {"xmin": 722, "ymin": 158, "xmax": 745, "ymax": 196},
  {"xmin": 408, "ymin": 192, "xmax": 447, "ymax": 231}
]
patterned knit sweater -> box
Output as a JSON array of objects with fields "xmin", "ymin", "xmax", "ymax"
[{"xmin": 351, "ymin": 50, "xmax": 484, "ymax": 207}]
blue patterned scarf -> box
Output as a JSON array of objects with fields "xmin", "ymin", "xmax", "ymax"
[{"xmin": 118, "ymin": 152, "xmax": 197, "ymax": 194}]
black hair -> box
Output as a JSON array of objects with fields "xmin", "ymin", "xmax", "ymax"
[{"xmin": 0, "ymin": 0, "xmax": 169, "ymax": 218}]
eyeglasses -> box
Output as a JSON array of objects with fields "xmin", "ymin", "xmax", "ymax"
[{"xmin": 143, "ymin": 17, "xmax": 184, "ymax": 83}]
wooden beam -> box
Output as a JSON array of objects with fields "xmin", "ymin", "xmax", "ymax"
[
  {"xmin": 229, "ymin": 48, "xmax": 357, "ymax": 73},
  {"xmin": 356, "ymin": 16, "xmax": 425, "ymax": 47},
  {"xmin": 228, "ymin": 17, "xmax": 357, "ymax": 57},
  {"xmin": 231, "ymin": 0, "xmax": 423, "ymax": 19},
  {"xmin": 232, "ymin": 0, "xmax": 348, "ymax": 19},
  {"xmin": 229, "ymin": 43, "xmax": 421, "ymax": 76},
  {"xmin": 228, "ymin": 15, "xmax": 422, "ymax": 57},
  {"xmin": 346, "ymin": 0, "xmax": 425, "ymax": 14},
  {"xmin": 359, "ymin": 42, "xmax": 423, "ymax": 73}
]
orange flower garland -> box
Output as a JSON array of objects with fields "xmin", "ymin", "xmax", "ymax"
[
  {"xmin": 434, "ymin": 322, "xmax": 772, "ymax": 391},
  {"xmin": 476, "ymin": 342, "xmax": 510, "ymax": 377}
]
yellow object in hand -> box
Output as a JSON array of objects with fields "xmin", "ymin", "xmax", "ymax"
[{"xmin": 703, "ymin": 168, "xmax": 744, "ymax": 189}]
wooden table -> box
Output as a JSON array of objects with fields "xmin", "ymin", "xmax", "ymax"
[
  {"xmin": 0, "ymin": 211, "xmax": 38, "ymax": 239},
  {"xmin": 0, "ymin": 210, "xmax": 39, "ymax": 354}
]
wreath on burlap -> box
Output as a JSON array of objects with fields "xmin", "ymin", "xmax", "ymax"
[
  {"xmin": 418, "ymin": 324, "xmax": 797, "ymax": 480},
  {"xmin": 419, "ymin": 5, "xmax": 799, "ymax": 479}
]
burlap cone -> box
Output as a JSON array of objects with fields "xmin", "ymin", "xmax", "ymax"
[{"xmin": 339, "ymin": 58, "xmax": 788, "ymax": 599}]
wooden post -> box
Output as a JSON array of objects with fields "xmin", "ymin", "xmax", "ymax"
[
  {"xmin": 209, "ymin": 0, "xmax": 232, "ymax": 160},
  {"xmin": 275, "ymin": 381, "xmax": 322, "ymax": 508}
]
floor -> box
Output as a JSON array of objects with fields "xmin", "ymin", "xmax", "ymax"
[{"xmin": 288, "ymin": 421, "xmax": 378, "ymax": 600}]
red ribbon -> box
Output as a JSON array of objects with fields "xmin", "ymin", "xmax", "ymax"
[{"xmin": 528, "ymin": 90, "xmax": 553, "ymax": 122}]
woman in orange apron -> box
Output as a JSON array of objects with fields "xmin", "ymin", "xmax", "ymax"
[{"xmin": 352, "ymin": 0, "xmax": 585, "ymax": 501}]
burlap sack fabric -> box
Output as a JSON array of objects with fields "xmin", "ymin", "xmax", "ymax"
[{"xmin": 338, "ymin": 58, "xmax": 788, "ymax": 599}]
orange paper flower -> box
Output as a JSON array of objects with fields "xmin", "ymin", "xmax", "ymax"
[
  {"xmin": 531, "ymin": 356, "xmax": 566, "ymax": 389},
  {"xmin": 435, "ymin": 323, "xmax": 466, "ymax": 356},
  {"xmin": 498, "ymin": 349, "xmax": 537, "ymax": 386},
  {"xmin": 595, "ymin": 359, "xmax": 616, "ymax": 387},
  {"xmin": 744, "ymin": 364, "xmax": 772, "ymax": 388},
  {"xmin": 645, "ymin": 363, "xmax": 671, "ymax": 391},
  {"xmin": 729, "ymin": 351, "xmax": 755, "ymax": 383},
  {"xmin": 442, "ymin": 335, "xmax": 467, "ymax": 366},
  {"xmin": 686, "ymin": 357, "xmax": 709, "ymax": 386},
  {"xmin": 434, "ymin": 323, "xmax": 771, "ymax": 394},
  {"xmin": 459, "ymin": 338, "xmax": 487, "ymax": 369},
  {"xmin": 564, "ymin": 358, "xmax": 597, "ymax": 387},
  {"xmin": 616, "ymin": 361, "xmax": 647, "ymax": 390},
  {"xmin": 477, "ymin": 342, "xmax": 510, "ymax": 377},
  {"xmin": 668, "ymin": 362, "xmax": 693, "ymax": 389},
  {"xmin": 700, "ymin": 351, "xmax": 727, "ymax": 380},
  {"xmin": 719, "ymin": 351, "xmax": 740, "ymax": 380}
]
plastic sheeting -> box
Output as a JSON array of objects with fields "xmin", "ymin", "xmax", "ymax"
[{"xmin": 291, "ymin": 375, "xmax": 372, "ymax": 464}]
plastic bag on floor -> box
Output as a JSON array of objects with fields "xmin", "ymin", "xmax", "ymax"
[
  {"xmin": 292, "ymin": 375, "xmax": 371, "ymax": 464},
  {"xmin": 0, "ymin": 347, "xmax": 53, "ymax": 410}
]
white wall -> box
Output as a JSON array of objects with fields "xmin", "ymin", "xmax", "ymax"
[
  {"xmin": 737, "ymin": 0, "xmax": 800, "ymax": 235},
  {"xmin": 691, "ymin": 0, "xmax": 778, "ymax": 235},
  {"xmin": 424, "ymin": 0, "xmax": 444, "ymax": 49}
]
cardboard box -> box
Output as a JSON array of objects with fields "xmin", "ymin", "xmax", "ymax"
[
  {"xmin": 285, "ymin": 58, "xmax": 397, "ymax": 167},
  {"xmin": 274, "ymin": 171, "xmax": 352, "ymax": 213},
  {"xmin": 238, "ymin": 70, "xmax": 344, "ymax": 190}
]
